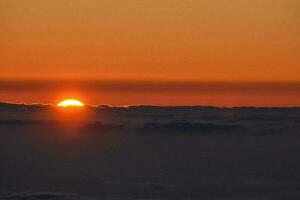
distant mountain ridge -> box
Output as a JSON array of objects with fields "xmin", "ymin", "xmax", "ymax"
[{"xmin": 0, "ymin": 101, "xmax": 299, "ymax": 124}]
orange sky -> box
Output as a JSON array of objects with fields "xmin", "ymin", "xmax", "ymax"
[
  {"xmin": 1, "ymin": 0, "xmax": 300, "ymax": 82},
  {"xmin": 0, "ymin": 80, "xmax": 299, "ymax": 106}
]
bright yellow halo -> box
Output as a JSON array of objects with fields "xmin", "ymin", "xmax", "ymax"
[{"xmin": 57, "ymin": 99, "xmax": 84, "ymax": 107}]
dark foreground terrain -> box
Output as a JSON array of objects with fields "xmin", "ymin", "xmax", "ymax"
[{"xmin": 0, "ymin": 102, "xmax": 300, "ymax": 199}]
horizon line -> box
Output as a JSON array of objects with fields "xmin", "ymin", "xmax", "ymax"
[{"xmin": 1, "ymin": 101, "xmax": 300, "ymax": 109}]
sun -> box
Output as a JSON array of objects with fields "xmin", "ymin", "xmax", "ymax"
[{"xmin": 57, "ymin": 99, "xmax": 84, "ymax": 107}]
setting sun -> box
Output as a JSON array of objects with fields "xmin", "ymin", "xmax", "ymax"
[{"xmin": 57, "ymin": 99, "xmax": 84, "ymax": 107}]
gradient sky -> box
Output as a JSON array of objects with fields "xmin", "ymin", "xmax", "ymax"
[{"xmin": 1, "ymin": 0, "xmax": 300, "ymax": 81}]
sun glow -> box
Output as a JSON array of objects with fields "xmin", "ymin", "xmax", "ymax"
[{"xmin": 57, "ymin": 99, "xmax": 84, "ymax": 107}]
